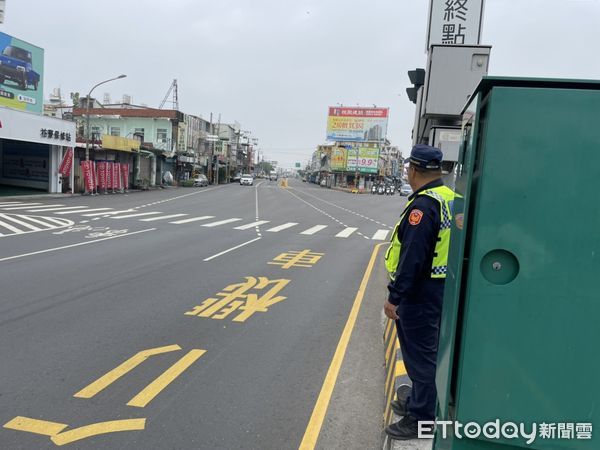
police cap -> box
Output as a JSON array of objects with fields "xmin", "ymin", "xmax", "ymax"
[{"xmin": 409, "ymin": 144, "xmax": 443, "ymax": 170}]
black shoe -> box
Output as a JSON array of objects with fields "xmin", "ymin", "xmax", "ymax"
[{"xmin": 385, "ymin": 416, "xmax": 419, "ymax": 440}]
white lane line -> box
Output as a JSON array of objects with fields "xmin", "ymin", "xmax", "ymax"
[
  {"xmin": 0, "ymin": 219, "xmax": 23, "ymax": 234},
  {"xmin": 56, "ymin": 208, "xmax": 113, "ymax": 215},
  {"xmin": 111, "ymin": 211, "xmax": 163, "ymax": 219},
  {"xmin": 266, "ymin": 222, "xmax": 298, "ymax": 232},
  {"xmin": 371, "ymin": 229, "xmax": 390, "ymax": 241},
  {"xmin": 335, "ymin": 227, "xmax": 358, "ymax": 238},
  {"xmin": 0, "ymin": 202, "xmax": 27, "ymax": 206},
  {"xmin": 234, "ymin": 220, "xmax": 270, "ymax": 230},
  {"xmin": 169, "ymin": 216, "xmax": 215, "ymax": 224},
  {"xmin": 140, "ymin": 213, "xmax": 187, "ymax": 222},
  {"xmin": 0, "ymin": 214, "xmax": 42, "ymax": 231},
  {"xmin": 0, "ymin": 228, "xmax": 157, "ymax": 263},
  {"xmin": 82, "ymin": 209, "xmax": 136, "ymax": 217},
  {"xmin": 300, "ymin": 225, "xmax": 328, "ymax": 235},
  {"xmin": 202, "ymin": 218, "xmax": 242, "ymax": 227},
  {"xmin": 26, "ymin": 206, "xmax": 89, "ymax": 212},
  {"xmin": 203, "ymin": 237, "xmax": 261, "ymax": 262},
  {"xmin": 1, "ymin": 203, "xmax": 46, "ymax": 210}
]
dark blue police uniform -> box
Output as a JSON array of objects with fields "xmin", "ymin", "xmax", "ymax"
[
  {"xmin": 388, "ymin": 177, "xmax": 445, "ymax": 421},
  {"xmin": 387, "ymin": 144, "xmax": 449, "ymax": 424}
]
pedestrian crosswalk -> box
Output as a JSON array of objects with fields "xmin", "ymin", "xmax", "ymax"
[
  {"xmin": 0, "ymin": 202, "xmax": 393, "ymax": 241},
  {"xmin": 0, "ymin": 213, "xmax": 73, "ymax": 237}
]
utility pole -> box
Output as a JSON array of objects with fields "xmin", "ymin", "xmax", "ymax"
[{"xmin": 215, "ymin": 114, "xmax": 221, "ymax": 185}]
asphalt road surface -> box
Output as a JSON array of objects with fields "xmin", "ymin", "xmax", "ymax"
[{"xmin": 0, "ymin": 179, "xmax": 407, "ymax": 450}]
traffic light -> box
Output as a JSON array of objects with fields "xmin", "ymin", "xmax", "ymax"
[{"xmin": 406, "ymin": 68, "xmax": 425, "ymax": 104}]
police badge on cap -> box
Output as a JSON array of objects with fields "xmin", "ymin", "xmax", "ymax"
[{"xmin": 409, "ymin": 144, "xmax": 443, "ymax": 170}]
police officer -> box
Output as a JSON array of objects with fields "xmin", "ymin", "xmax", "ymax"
[{"xmin": 383, "ymin": 144, "xmax": 454, "ymax": 440}]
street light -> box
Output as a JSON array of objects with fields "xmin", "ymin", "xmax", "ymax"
[{"xmin": 85, "ymin": 74, "xmax": 127, "ymax": 162}]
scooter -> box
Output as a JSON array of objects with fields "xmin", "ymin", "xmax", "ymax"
[
  {"xmin": 377, "ymin": 185, "xmax": 385, "ymax": 195},
  {"xmin": 371, "ymin": 184, "xmax": 377, "ymax": 195},
  {"xmin": 390, "ymin": 185, "xmax": 396, "ymax": 195},
  {"xmin": 385, "ymin": 185, "xmax": 392, "ymax": 195}
]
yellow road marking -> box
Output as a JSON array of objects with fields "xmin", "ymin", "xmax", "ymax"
[
  {"xmin": 3, "ymin": 416, "xmax": 68, "ymax": 436},
  {"xmin": 3, "ymin": 416, "xmax": 146, "ymax": 446},
  {"xmin": 51, "ymin": 419, "xmax": 146, "ymax": 446},
  {"xmin": 395, "ymin": 360, "xmax": 407, "ymax": 377},
  {"xmin": 127, "ymin": 349, "xmax": 206, "ymax": 408},
  {"xmin": 74, "ymin": 344, "xmax": 181, "ymax": 399},
  {"xmin": 299, "ymin": 243, "xmax": 384, "ymax": 450}
]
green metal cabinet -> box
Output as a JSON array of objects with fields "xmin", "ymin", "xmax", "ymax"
[{"xmin": 434, "ymin": 77, "xmax": 600, "ymax": 450}]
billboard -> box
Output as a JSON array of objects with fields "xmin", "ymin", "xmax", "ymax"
[
  {"xmin": 0, "ymin": 32, "xmax": 44, "ymax": 114},
  {"xmin": 326, "ymin": 107, "xmax": 388, "ymax": 142},
  {"xmin": 345, "ymin": 144, "xmax": 380, "ymax": 174},
  {"xmin": 330, "ymin": 146, "xmax": 347, "ymax": 171}
]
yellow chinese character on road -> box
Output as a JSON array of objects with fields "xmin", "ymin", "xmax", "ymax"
[
  {"xmin": 268, "ymin": 249, "xmax": 324, "ymax": 269},
  {"xmin": 185, "ymin": 277, "xmax": 290, "ymax": 322}
]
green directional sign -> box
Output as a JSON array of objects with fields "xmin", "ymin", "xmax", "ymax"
[{"xmin": 295, "ymin": 162, "xmax": 301, "ymax": 168}]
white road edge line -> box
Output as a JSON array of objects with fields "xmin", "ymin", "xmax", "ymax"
[
  {"xmin": 0, "ymin": 228, "xmax": 157, "ymax": 263},
  {"xmin": 203, "ymin": 237, "xmax": 262, "ymax": 262}
]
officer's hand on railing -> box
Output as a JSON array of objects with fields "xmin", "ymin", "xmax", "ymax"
[{"xmin": 384, "ymin": 301, "xmax": 399, "ymax": 320}]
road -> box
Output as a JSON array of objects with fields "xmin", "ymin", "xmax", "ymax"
[{"xmin": 0, "ymin": 179, "xmax": 407, "ymax": 449}]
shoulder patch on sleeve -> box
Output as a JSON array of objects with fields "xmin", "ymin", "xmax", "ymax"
[{"xmin": 408, "ymin": 209, "xmax": 423, "ymax": 225}]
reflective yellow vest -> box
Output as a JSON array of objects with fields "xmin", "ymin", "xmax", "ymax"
[{"xmin": 385, "ymin": 185, "xmax": 455, "ymax": 281}]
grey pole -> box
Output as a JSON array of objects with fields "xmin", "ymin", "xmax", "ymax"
[{"xmin": 84, "ymin": 74, "xmax": 127, "ymax": 194}]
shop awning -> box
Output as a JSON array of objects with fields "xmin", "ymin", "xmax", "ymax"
[{"xmin": 100, "ymin": 135, "xmax": 140, "ymax": 153}]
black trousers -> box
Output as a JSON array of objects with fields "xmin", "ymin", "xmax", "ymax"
[{"xmin": 394, "ymin": 283, "xmax": 443, "ymax": 421}]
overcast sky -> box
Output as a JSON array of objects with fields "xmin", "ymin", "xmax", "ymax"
[{"xmin": 3, "ymin": 0, "xmax": 600, "ymax": 168}]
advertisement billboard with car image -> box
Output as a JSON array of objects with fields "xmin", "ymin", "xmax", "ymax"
[{"xmin": 0, "ymin": 31, "xmax": 44, "ymax": 114}]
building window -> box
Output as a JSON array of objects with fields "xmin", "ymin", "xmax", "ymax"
[
  {"xmin": 110, "ymin": 127, "xmax": 121, "ymax": 136},
  {"xmin": 91, "ymin": 126, "xmax": 101, "ymax": 140},
  {"xmin": 134, "ymin": 128, "xmax": 145, "ymax": 141},
  {"xmin": 156, "ymin": 128, "xmax": 168, "ymax": 143}
]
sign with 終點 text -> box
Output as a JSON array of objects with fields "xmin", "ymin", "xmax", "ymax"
[{"xmin": 426, "ymin": 0, "xmax": 485, "ymax": 50}]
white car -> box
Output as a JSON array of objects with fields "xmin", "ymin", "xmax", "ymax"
[
  {"xmin": 400, "ymin": 184, "xmax": 413, "ymax": 196},
  {"xmin": 240, "ymin": 174, "xmax": 254, "ymax": 186}
]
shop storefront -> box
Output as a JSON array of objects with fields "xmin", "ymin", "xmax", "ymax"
[{"xmin": 0, "ymin": 106, "xmax": 75, "ymax": 195}]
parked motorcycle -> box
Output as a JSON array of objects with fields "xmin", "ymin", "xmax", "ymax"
[
  {"xmin": 390, "ymin": 185, "xmax": 396, "ymax": 195},
  {"xmin": 377, "ymin": 185, "xmax": 385, "ymax": 195},
  {"xmin": 385, "ymin": 185, "xmax": 391, "ymax": 195},
  {"xmin": 371, "ymin": 184, "xmax": 377, "ymax": 195}
]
